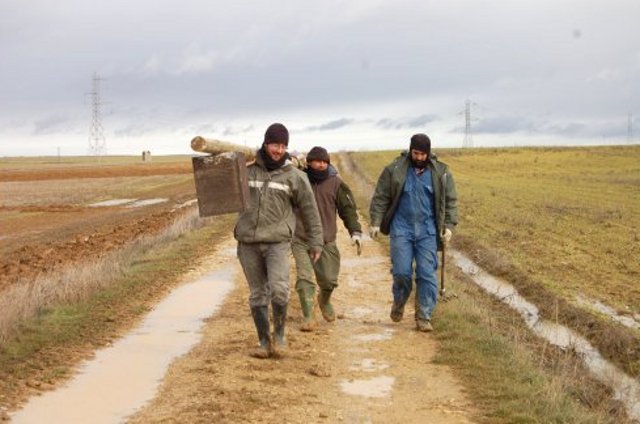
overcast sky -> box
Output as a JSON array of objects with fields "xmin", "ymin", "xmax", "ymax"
[{"xmin": 1, "ymin": 0, "xmax": 639, "ymax": 156}]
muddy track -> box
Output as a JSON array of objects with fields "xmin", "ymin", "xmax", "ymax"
[{"xmin": 129, "ymin": 226, "xmax": 476, "ymax": 423}]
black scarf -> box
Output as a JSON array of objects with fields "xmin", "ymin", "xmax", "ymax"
[
  {"xmin": 305, "ymin": 167, "xmax": 329, "ymax": 184},
  {"xmin": 259, "ymin": 145, "xmax": 289, "ymax": 171}
]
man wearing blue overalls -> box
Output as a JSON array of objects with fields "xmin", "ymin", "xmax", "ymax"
[{"xmin": 369, "ymin": 134, "xmax": 458, "ymax": 332}]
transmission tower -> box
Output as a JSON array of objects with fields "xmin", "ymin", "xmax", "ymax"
[
  {"xmin": 88, "ymin": 72, "xmax": 107, "ymax": 157},
  {"xmin": 463, "ymin": 99, "xmax": 475, "ymax": 148},
  {"xmin": 628, "ymin": 112, "xmax": 633, "ymax": 143}
]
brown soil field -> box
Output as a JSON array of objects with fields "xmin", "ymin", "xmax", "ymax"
[
  {"xmin": 0, "ymin": 162, "xmax": 195, "ymax": 292},
  {"xmin": 0, "ymin": 162, "xmax": 192, "ymax": 182}
]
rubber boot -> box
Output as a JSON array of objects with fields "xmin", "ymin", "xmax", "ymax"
[
  {"xmin": 296, "ymin": 280, "xmax": 316, "ymax": 332},
  {"xmin": 272, "ymin": 302, "xmax": 288, "ymax": 356},
  {"xmin": 249, "ymin": 306, "xmax": 272, "ymax": 359},
  {"xmin": 318, "ymin": 289, "xmax": 336, "ymax": 322}
]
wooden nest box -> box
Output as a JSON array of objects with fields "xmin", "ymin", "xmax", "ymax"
[{"xmin": 191, "ymin": 137, "xmax": 252, "ymax": 217}]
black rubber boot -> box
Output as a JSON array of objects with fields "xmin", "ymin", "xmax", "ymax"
[
  {"xmin": 272, "ymin": 302, "xmax": 288, "ymax": 356},
  {"xmin": 250, "ymin": 306, "xmax": 272, "ymax": 359},
  {"xmin": 296, "ymin": 280, "xmax": 316, "ymax": 331}
]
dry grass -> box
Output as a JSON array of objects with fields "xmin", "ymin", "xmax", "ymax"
[{"xmin": 0, "ymin": 207, "xmax": 203, "ymax": 343}]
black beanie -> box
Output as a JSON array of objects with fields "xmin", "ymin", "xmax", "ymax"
[
  {"xmin": 264, "ymin": 123, "xmax": 289, "ymax": 146},
  {"xmin": 410, "ymin": 133, "xmax": 431, "ymax": 154},
  {"xmin": 306, "ymin": 146, "xmax": 330, "ymax": 164}
]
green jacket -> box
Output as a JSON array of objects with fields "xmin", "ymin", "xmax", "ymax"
[
  {"xmin": 369, "ymin": 151, "xmax": 458, "ymax": 249},
  {"xmin": 234, "ymin": 153, "xmax": 324, "ymax": 252}
]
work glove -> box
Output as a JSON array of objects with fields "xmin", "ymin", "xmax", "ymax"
[
  {"xmin": 369, "ymin": 226, "xmax": 380, "ymax": 240},
  {"xmin": 441, "ymin": 228, "xmax": 452, "ymax": 245},
  {"xmin": 351, "ymin": 232, "xmax": 362, "ymax": 255}
]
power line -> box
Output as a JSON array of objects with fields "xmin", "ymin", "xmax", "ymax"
[{"xmin": 88, "ymin": 72, "xmax": 107, "ymax": 157}]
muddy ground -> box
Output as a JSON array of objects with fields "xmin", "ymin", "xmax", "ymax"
[
  {"xmin": 128, "ymin": 226, "xmax": 476, "ymax": 423},
  {"xmin": 0, "ymin": 164, "xmax": 195, "ymax": 292},
  {"xmin": 2, "ymin": 159, "xmax": 477, "ymax": 422}
]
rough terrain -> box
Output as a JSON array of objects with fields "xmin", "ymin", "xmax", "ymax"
[
  {"xmin": 0, "ymin": 163, "xmax": 195, "ymax": 292},
  {"xmin": 129, "ymin": 225, "xmax": 476, "ymax": 423}
]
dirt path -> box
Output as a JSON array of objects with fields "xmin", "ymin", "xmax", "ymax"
[{"xmin": 130, "ymin": 224, "xmax": 477, "ymax": 423}]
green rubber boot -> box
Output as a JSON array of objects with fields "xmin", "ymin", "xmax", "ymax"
[
  {"xmin": 318, "ymin": 289, "xmax": 335, "ymax": 322},
  {"xmin": 296, "ymin": 280, "xmax": 316, "ymax": 332}
]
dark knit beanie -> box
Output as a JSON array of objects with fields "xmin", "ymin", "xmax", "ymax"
[
  {"xmin": 306, "ymin": 146, "xmax": 330, "ymax": 164},
  {"xmin": 410, "ymin": 133, "xmax": 431, "ymax": 154},
  {"xmin": 264, "ymin": 123, "xmax": 289, "ymax": 146}
]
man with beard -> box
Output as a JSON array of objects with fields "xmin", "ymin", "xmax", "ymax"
[
  {"xmin": 369, "ymin": 134, "xmax": 458, "ymax": 332},
  {"xmin": 292, "ymin": 146, "xmax": 363, "ymax": 331},
  {"xmin": 235, "ymin": 123, "xmax": 323, "ymax": 358}
]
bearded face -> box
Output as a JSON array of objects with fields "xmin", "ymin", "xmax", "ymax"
[{"xmin": 410, "ymin": 149, "xmax": 429, "ymax": 169}]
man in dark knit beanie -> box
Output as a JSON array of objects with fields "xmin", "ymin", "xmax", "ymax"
[
  {"xmin": 235, "ymin": 123, "xmax": 323, "ymax": 358},
  {"xmin": 292, "ymin": 146, "xmax": 362, "ymax": 331},
  {"xmin": 264, "ymin": 123, "xmax": 289, "ymax": 146},
  {"xmin": 369, "ymin": 133, "xmax": 458, "ymax": 333}
]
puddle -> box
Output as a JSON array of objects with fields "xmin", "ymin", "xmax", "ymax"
[
  {"xmin": 348, "ymin": 306, "xmax": 374, "ymax": 319},
  {"xmin": 349, "ymin": 358, "xmax": 390, "ymax": 372},
  {"xmin": 575, "ymin": 296, "xmax": 640, "ymax": 331},
  {"xmin": 353, "ymin": 328, "xmax": 394, "ymax": 342},
  {"xmin": 11, "ymin": 268, "xmax": 235, "ymax": 424},
  {"xmin": 89, "ymin": 198, "xmax": 137, "ymax": 207},
  {"xmin": 453, "ymin": 250, "xmax": 640, "ymax": 421},
  {"xmin": 340, "ymin": 376, "xmax": 394, "ymax": 398},
  {"xmin": 126, "ymin": 198, "xmax": 168, "ymax": 208}
]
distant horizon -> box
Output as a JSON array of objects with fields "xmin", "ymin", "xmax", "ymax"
[
  {"xmin": 2, "ymin": 1, "xmax": 638, "ymax": 158},
  {"xmin": 3, "ymin": 139, "xmax": 639, "ymax": 160}
]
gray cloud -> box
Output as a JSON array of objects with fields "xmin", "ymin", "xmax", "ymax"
[
  {"xmin": 32, "ymin": 115, "xmax": 73, "ymax": 135},
  {"xmin": 2, "ymin": 0, "xmax": 639, "ymax": 155},
  {"xmin": 304, "ymin": 118, "xmax": 354, "ymax": 132},
  {"xmin": 376, "ymin": 114, "xmax": 439, "ymax": 130}
]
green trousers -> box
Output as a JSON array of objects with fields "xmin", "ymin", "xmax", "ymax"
[{"xmin": 291, "ymin": 239, "xmax": 340, "ymax": 291}]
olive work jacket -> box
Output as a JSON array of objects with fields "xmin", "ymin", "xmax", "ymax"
[
  {"xmin": 234, "ymin": 152, "xmax": 324, "ymax": 252},
  {"xmin": 369, "ymin": 151, "xmax": 458, "ymax": 251}
]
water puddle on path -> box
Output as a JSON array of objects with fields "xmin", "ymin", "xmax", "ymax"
[
  {"xmin": 452, "ymin": 250, "xmax": 640, "ymax": 421},
  {"xmin": 11, "ymin": 268, "xmax": 235, "ymax": 424},
  {"xmin": 340, "ymin": 376, "xmax": 395, "ymax": 398},
  {"xmin": 349, "ymin": 358, "xmax": 390, "ymax": 372}
]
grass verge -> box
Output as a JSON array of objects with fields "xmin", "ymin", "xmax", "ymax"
[
  {"xmin": 336, "ymin": 151, "xmax": 631, "ymax": 423},
  {"xmin": 0, "ymin": 211, "xmax": 235, "ymax": 414}
]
